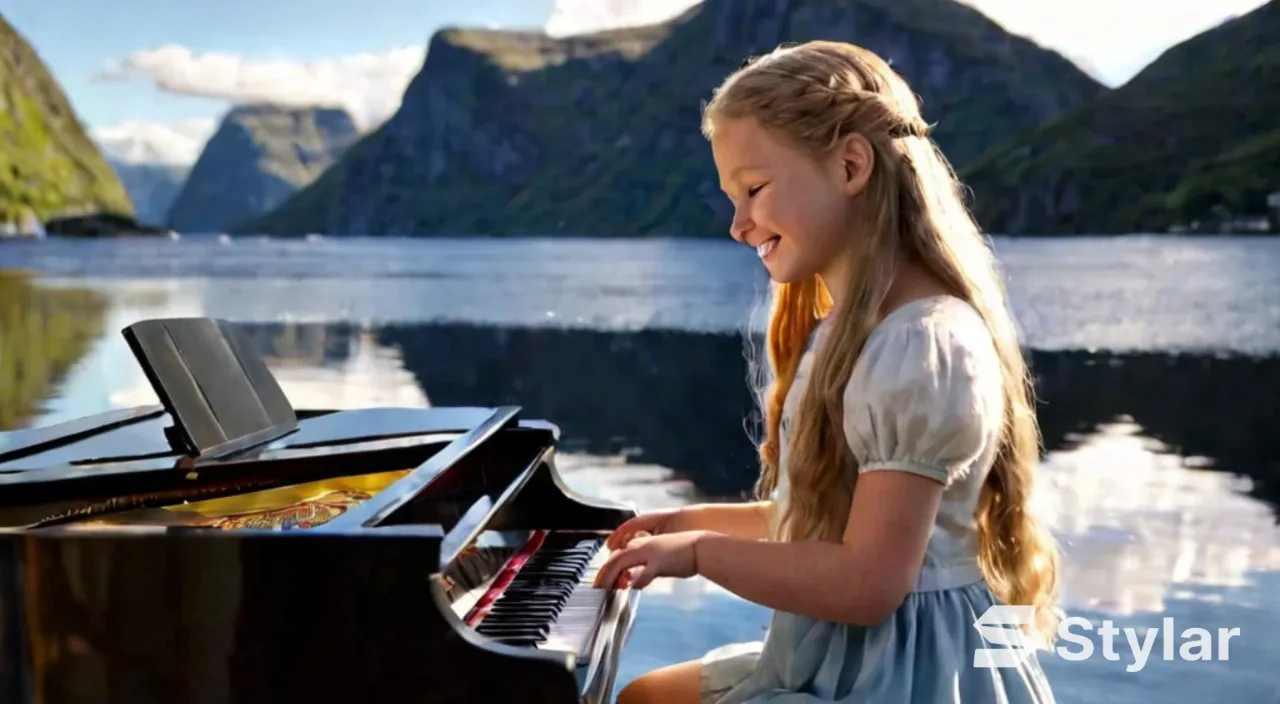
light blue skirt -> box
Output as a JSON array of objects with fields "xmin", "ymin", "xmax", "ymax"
[{"xmin": 699, "ymin": 565, "xmax": 1056, "ymax": 703}]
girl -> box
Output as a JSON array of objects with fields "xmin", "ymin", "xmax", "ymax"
[{"xmin": 592, "ymin": 40, "xmax": 1061, "ymax": 703}]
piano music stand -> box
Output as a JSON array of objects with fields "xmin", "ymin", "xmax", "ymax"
[{"xmin": 121, "ymin": 317, "xmax": 299, "ymax": 460}]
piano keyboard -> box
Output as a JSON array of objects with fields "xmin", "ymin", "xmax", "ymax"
[{"xmin": 465, "ymin": 532, "xmax": 615, "ymax": 660}]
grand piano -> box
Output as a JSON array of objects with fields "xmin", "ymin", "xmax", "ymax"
[{"xmin": 0, "ymin": 317, "xmax": 640, "ymax": 703}]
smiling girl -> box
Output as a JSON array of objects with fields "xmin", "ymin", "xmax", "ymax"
[{"xmin": 594, "ymin": 40, "xmax": 1061, "ymax": 704}]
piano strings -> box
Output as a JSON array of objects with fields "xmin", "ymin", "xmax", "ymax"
[{"xmin": 64, "ymin": 468, "xmax": 412, "ymax": 531}]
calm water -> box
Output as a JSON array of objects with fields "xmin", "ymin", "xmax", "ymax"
[
  {"xmin": 7, "ymin": 234, "xmax": 1280, "ymax": 351},
  {"xmin": 3, "ymin": 236, "xmax": 1279, "ymax": 703}
]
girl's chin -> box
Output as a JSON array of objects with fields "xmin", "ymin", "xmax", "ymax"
[{"xmin": 762, "ymin": 259, "xmax": 804, "ymax": 284}]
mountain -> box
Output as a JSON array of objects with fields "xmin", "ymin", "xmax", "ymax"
[
  {"xmin": 110, "ymin": 160, "xmax": 189, "ymax": 227},
  {"xmin": 961, "ymin": 1, "xmax": 1280, "ymax": 234},
  {"xmin": 0, "ymin": 14, "xmax": 132, "ymax": 225},
  {"xmin": 166, "ymin": 104, "xmax": 359, "ymax": 234},
  {"xmin": 235, "ymin": 0, "xmax": 1104, "ymax": 237}
]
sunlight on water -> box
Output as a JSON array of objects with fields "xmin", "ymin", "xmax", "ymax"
[
  {"xmin": 108, "ymin": 327, "xmax": 431, "ymax": 412},
  {"xmin": 34, "ymin": 283, "xmax": 431, "ymax": 425},
  {"xmin": 1037, "ymin": 421, "xmax": 1280, "ymax": 616}
]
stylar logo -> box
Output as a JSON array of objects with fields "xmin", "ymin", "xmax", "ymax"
[
  {"xmin": 972, "ymin": 605, "xmax": 1037, "ymax": 669},
  {"xmin": 973, "ymin": 606, "xmax": 1241, "ymax": 672}
]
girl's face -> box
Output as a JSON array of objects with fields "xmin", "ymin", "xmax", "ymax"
[{"xmin": 711, "ymin": 117, "xmax": 864, "ymax": 285}]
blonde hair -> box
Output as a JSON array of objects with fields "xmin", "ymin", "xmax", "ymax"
[{"xmin": 702, "ymin": 41, "xmax": 1060, "ymax": 643}]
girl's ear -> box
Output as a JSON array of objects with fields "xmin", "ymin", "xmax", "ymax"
[{"xmin": 839, "ymin": 134, "xmax": 874, "ymax": 197}]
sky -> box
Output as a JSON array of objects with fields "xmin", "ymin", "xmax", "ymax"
[{"xmin": 2, "ymin": 0, "xmax": 1267, "ymax": 166}]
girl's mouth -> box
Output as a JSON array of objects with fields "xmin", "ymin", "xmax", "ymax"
[{"xmin": 756, "ymin": 236, "xmax": 780, "ymax": 260}]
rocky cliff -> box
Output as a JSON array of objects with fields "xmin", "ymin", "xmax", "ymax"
[
  {"xmin": 110, "ymin": 160, "xmax": 188, "ymax": 226},
  {"xmin": 166, "ymin": 104, "xmax": 359, "ymax": 233},
  {"xmin": 0, "ymin": 14, "xmax": 133, "ymax": 224},
  {"xmin": 237, "ymin": 0, "xmax": 1103, "ymax": 237},
  {"xmin": 962, "ymin": 0, "xmax": 1280, "ymax": 234}
]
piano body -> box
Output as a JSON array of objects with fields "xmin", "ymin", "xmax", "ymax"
[{"xmin": 0, "ymin": 317, "xmax": 640, "ymax": 704}]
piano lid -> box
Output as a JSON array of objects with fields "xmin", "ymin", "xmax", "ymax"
[{"xmin": 121, "ymin": 317, "xmax": 299, "ymax": 461}]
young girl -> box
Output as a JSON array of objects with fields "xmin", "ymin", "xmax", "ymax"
[{"xmin": 592, "ymin": 40, "xmax": 1061, "ymax": 703}]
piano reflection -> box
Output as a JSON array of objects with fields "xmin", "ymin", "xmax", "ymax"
[{"xmin": 0, "ymin": 317, "xmax": 640, "ymax": 704}]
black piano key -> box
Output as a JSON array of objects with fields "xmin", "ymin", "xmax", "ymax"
[
  {"xmin": 492, "ymin": 590, "xmax": 565, "ymax": 602},
  {"xmin": 480, "ymin": 620, "xmax": 553, "ymax": 628},
  {"xmin": 476, "ymin": 536, "xmax": 606, "ymax": 648},
  {"xmin": 477, "ymin": 625, "xmax": 550, "ymax": 638},
  {"xmin": 488, "ymin": 605, "xmax": 562, "ymax": 616},
  {"xmin": 491, "ymin": 637, "xmax": 541, "ymax": 647},
  {"xmin": 519, "ymin": 567, "xmax": 583, "ymax": 577},
  {"xmin": 499, "ymin": 589, "xmax": 571, "ymax": 600}
]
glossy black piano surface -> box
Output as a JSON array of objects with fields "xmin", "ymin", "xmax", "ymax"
[{"xmin": 0, "ymin": 317, "xmax": 640, "ymax": 704}]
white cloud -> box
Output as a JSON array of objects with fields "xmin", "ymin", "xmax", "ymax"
[
  {"xmin": 544, "ymin": 0, "xmax": 1268, "ymax": 87},
  {"xmin": 953, "ymin": 0, "xmax": 1268, "ymax": 86},
  {"xmin": 91, "ymin": 44, "xmax": 426, "ymax": 130},
  {"xmin": 545, "ymin": 0, "xmax": 699, "ymax": 37},
  {"xmin": 91, "ymin": 117, "xmax": 218, "ymax": 166}
]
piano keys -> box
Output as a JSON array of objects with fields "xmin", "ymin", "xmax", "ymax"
[
  {"xmin": 462, "ymin": 530, "xmax": 614, "ymax": 657},
  {"xmin": 0, "ymin": 317, "xmax": 640, "ymax": 704}
]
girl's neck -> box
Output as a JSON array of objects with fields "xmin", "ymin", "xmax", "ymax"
[
  {"xmin": 819, "ymin": 258, "xmax": 948, "ymax": 323},
  {"xmin": 881, "ymin": 263, "xmax": 951, "ymax": 316}
]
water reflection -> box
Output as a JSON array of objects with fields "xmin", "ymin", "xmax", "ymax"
[
  {"xmin": 109, "ymin": 325, "xmax": 431, "ymax": 412},
  {"xmin": 0, "ymin": 273, "xmax": 107, "ymax": 430},
  {"xmin": 4, "ymin": 306, "xmax": 1279, "ymax": 700},
  {"xmin": 1040, "ymin": 422, "xmax": 1280, "ymax": 616}
]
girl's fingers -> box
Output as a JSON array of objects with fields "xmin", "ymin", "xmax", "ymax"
[
  {"xmin": 630, "ymin": 564, "xmax": 659, "ymax": 590},
  {"xmin": 607, "ymin": 527, "xmax": 651, "ymax": 551},
  {"xmin": 593, "ymin": 547, "xmax": 632, "ymax": 588},
  {"xmin": 594, "ymin": 540, "xmax": 651, "ymax": 588},
  {"xmin": 607, "ymin": 518, "xmax": 647, "ymax": 549}
]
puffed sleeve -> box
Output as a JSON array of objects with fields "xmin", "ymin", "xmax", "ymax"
[{"xmin": 841, "ymin": 308, "xmax": 1004, "ymax": 487}]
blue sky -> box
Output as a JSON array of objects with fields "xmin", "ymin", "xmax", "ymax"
[
  {"xmin": 3, "ymin": 0, "xmax": 1266, "ymax": 164},
  {"xmin": 6, "ymin": 0, "xmax": 551, "ymax": 127}
]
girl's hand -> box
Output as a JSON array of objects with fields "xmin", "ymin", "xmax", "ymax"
[
  {"xmin": 604, "ymin": 507, "xmax": 685, "ymax": 550},
  {"xmin": 593, "ymin": 531, "xmax": 712, "ymax": 590}
]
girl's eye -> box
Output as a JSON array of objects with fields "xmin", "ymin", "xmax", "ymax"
[{"xmin": 747, "ymin": 184, "xmax": 765, "ymax": 198}]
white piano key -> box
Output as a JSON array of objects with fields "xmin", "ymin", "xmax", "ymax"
[{"xmin": 537, "ymin": 545, "xmax": 613, "ymax": 658}]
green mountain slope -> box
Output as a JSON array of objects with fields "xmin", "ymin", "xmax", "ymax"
[
  {"xmin": 0, "ymin": 13, "xmax": 133, "ymax": 224},
  {"xmin": 237, "ymin": 0, "xmax": 1103, "ymax": 237},
  {"xmin": 962, "ymin": 0, "xmax": 1280, "ymax": 234}
]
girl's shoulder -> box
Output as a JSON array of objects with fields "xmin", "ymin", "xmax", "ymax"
[
  {"xmin": 842, "ymin": 295, "xmax": 1005, "ymax": 485},
  {"xmin": 860, "ymin": 295, "xmax": 998, "ymax": 371},
  {"xmin": 875, "ymin": 294, "xmax": 990, "ymax": 340},
  {"xmin": 845, "ymin": 294, "xmax": 1003, "ymax": 414}
]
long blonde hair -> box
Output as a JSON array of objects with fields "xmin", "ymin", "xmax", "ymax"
[{"xmin": 702, "ymin": 41, "xmax": 1060, "ymax": 643}]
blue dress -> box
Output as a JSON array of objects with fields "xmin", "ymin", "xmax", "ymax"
[{"xmin": 699, "ymin": 296, "xmax": 1057, "ymax": 703}]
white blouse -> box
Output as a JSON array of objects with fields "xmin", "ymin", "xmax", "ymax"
[{"xmin": 774, "ymin": 295, "xmax": 1005, "ymax": 572}]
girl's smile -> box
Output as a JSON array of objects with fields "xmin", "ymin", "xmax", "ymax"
[{"xmin": 756, "ymin": 236, "xmax": 780, "ymax": 260}]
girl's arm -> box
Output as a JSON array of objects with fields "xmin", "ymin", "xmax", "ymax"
[
  {"xmin": 673, "ymin": 501, "xmax": 773, "ymax": 541},
  {"xmin": 693, "ymin": 470, "xmax": 943, "ymax": 626},
  {"xmin": 688, "ymin": 304, "xmax": 1000, "ymax": 625}
]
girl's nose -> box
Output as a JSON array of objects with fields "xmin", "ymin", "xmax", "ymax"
[{"xmin": 729, "ymin": 211, "xmax": 751, "ymax": 243}]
